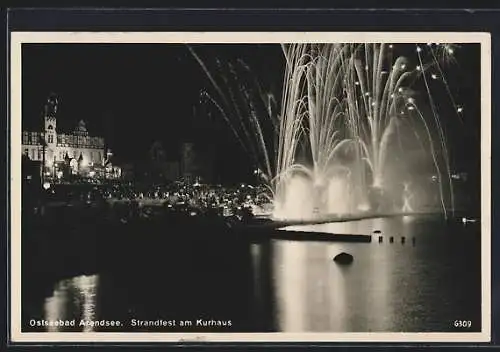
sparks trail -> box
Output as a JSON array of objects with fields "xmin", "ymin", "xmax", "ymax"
[
  {"xmin": 191, "ymin": 43, "xmax": 463, "ymax": 221},
  {"xmin": 189, "ymin": 45, "xmax": 278, "ymax": 186}
]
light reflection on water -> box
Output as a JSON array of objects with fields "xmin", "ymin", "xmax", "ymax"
[
  {"xmin": 43, "ymin": 274, "xmax": 98, "ymax": 332},
  {"xmin": 266, "ymin": 216, "xmax": 479, "ymax": 332},
  {"xmin": 274, "ymin": 241, "xmax": 307, "ymax": 331},
  {"xmin": 28, "ymin": 215, "xmax": 478, "ymax": 333},
  {"xmin": 272, "ymin": 217, "xmax": 405, "ymax": 332}
]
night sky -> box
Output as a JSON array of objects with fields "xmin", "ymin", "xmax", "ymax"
[{"xmin": 22, "ymin": 43, "xmax": 481, "ymax": 182}]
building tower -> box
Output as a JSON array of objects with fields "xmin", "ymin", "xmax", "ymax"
[{"xmin": 43, "ymin": 94, "xmax": 58, "ymax": 157}]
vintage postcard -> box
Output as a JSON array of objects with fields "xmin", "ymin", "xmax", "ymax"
[{"xmin": 10, "ymin": 32, "xmax": 491, "ymax": 343}]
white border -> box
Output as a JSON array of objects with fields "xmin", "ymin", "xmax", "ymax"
[{"xmin": 10, "ymin": 32, "xmax": 491, "ymax": 343}]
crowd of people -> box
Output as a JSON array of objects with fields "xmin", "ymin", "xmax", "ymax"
[{"xmin": 39, "ymin": 180, "xmax": 275, "ymax": 221}]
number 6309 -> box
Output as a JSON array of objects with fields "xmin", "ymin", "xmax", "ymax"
[{"xmin": 454, "ymin": 320, "xmax": 472, "ymax": 328}]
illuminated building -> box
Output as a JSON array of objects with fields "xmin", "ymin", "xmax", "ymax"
[{"xmin": 22, "ymin": 95, "xmax": 121, "ymax": 181}]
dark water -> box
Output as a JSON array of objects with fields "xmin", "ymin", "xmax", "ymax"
[
  {"xmin": 21, "ymin": 210, "xmax": 481, "ymax": 333},
  {"xmin": 273, "ymin": 216, "xmax": 481, "ymax": 332}
]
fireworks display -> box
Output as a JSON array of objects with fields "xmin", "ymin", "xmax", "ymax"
[
  {"xmin": 193, "ymin": 43, "xmax": 464, "ymax": 221},
  {"xmin": 189, "ymin": 46, "xmax": 279, "ymax": 185}
]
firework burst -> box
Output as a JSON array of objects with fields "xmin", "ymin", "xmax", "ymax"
[
  {"xmin": 189, "ymin": 45, "xmax": 279, "ymax": 184},
  {"xmin": 191, "ymin": 42, "xmax": 463, "ymax": 220},
  {"xmin": 275, "ymin": 43, "xmax": 460, "ymax": 218}
]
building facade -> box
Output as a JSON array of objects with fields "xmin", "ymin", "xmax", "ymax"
[{"xmin": 22, "ymin": 95, "xmax": 120, "ymax": 182}]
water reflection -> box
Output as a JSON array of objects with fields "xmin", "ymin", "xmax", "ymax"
[
  {"xmin": 274, "ymin": 241, "xmax": 306, "ymax": 331},
  {"xmin": 249, "ymin": 240, "xmax": 275, "ymax": 331},
  {"xmin": 271, "ymin": 217, "xmax": 451, "ymax": 332},
  {"xmin": 43, "ymin": 274, "xmax": 98, "ymax": 332},
  {"xmin": 25, "ymin": 215, "xmax": 479, "ymax": 333}
]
